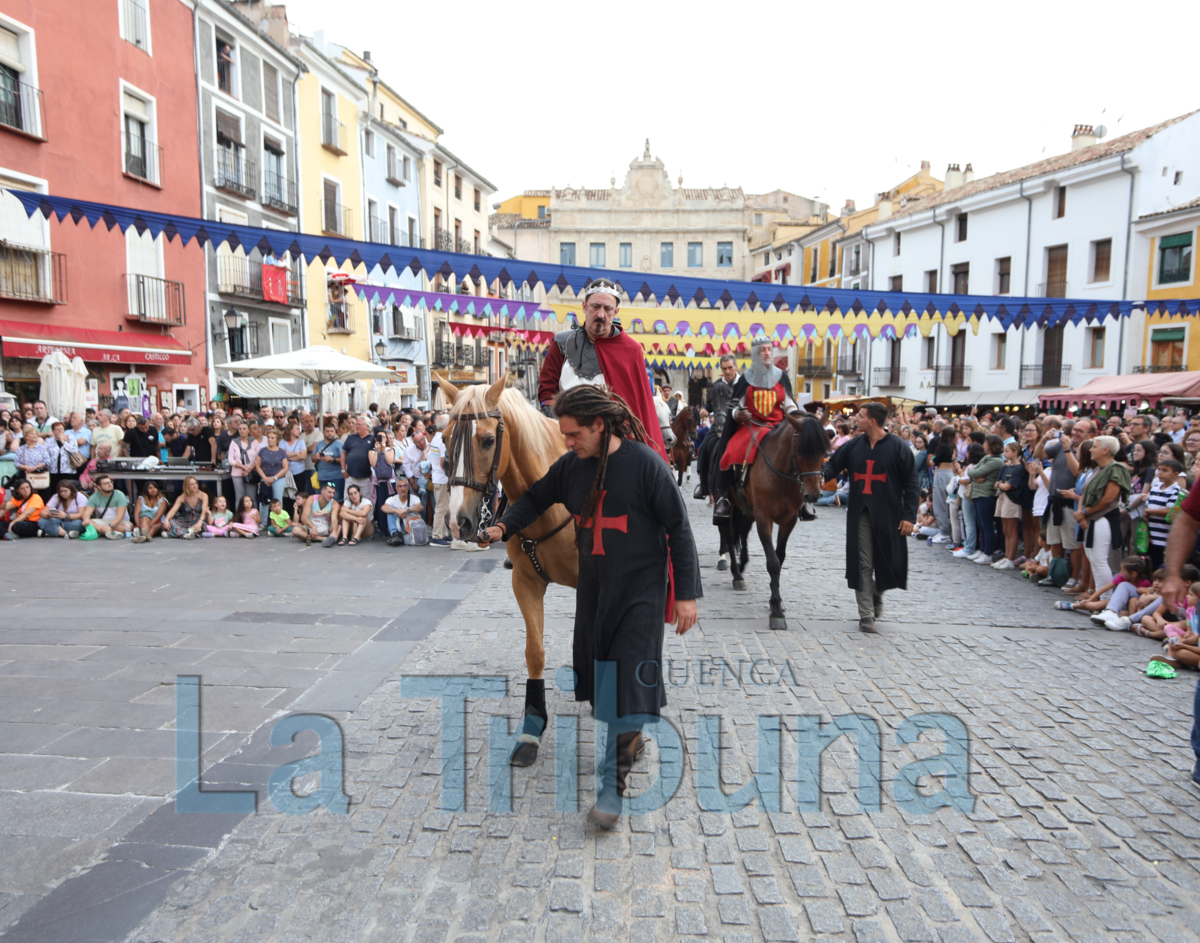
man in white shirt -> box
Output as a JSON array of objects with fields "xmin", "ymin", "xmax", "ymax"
[{"xmin": 427, "ymin": 416, "xmax": 456, "ymax": 546}]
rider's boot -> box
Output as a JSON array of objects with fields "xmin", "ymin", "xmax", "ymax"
[
  {"xmin": 693, "ymin": 483, "xmax": 706, "ymax": 499},
  {"xmin": 713, "ymin": 491, "xmax": 732, "ymax": 519}
]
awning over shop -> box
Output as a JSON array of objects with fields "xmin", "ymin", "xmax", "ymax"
[
  {"xmin": 1038, "ymin": 371, "xmax": 1200, "ymax": 408},
  {"xmin": 219, "ymin": 376, "xmax": 306, "ymax": 402},
  {"xmin": 0, "ymin": 318, "xmax": 190, "ymax": 365},
  {"xmin": 933, "ymin": 389, "xmax": 1041, "ymax": 408}
]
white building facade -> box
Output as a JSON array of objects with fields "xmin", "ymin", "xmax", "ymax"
[{"xmin": 860, "ymin": 113, "xmax": 1200, "ymax": 409}]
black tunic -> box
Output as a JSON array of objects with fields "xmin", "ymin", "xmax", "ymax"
[
  {"xmin": 823, "ymin": 433, "xmax": 920, "ymax": 592},
  {"xmin": 497, "ymin": 439, "xmax": 703, "ymax": 719}
]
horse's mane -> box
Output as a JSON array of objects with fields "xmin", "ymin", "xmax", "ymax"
[
  {"xmin": 793, "ymin": 413, "xmax": 830, "ymax": 466},
  {"xmin": 450, "ymin": 384, "xmax": 564, "ymax": 473}
]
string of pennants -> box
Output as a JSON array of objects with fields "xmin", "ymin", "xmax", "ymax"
[{"xmin": 13, "ymin": 190, "xmax": 1200, "ymax": 338}]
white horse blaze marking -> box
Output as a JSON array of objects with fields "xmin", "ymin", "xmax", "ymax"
[{"xmin": 447, "ymin": 418, "xmax": 470, "ymax": 524}]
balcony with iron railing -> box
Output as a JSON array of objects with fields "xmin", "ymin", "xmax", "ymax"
[
  {"xmin": 0, "ymin": 79, "xmax": 46, "ymax": 141},
  {"xmin": 123, "ymin": 132, "xmax": 162, "ymax": 186},
  {"xmin": 0, "ymin": 242, "xmax": 67, "ymax": 304},
  {"xmin": 262, "ymin": 168, "xmax": 297, "ymax": 215},
  {"xmin": 457, "ymin": 236, "xmax": 481, "ymax": 255},
  {"xmin": 214, "ymin": 148, "xmax": 255, "ymax": 199},
  {"xmin": 321, "ymin": 113, "xmax": 347, "ymax": 155},
  {"xmin": 126, "ymin": 273, "xmax": 185, "ymax": 326},
  {"xmin": 1037, "ymin": 278, "xmax": 1067, "ymax": 298},
  {"xmin": 799, "ymin": 358, "xmax": 833, "ymax": 378},
  {"xmin": 1020, "ymin": 364, "xmax": 1071, "ymax": 388},
  {"xmin": 874, "ymin": 367, "xmax": 906, "ymax": 388},
  {"xmin": 836, "ymin": 354, "xmax": 862, "ymax": 376},
  {"xmin": 122, "ymin": 0, "xmax": 149, "ymax": 49},
  {"xmin": 327, "ymin": 294, "xmax": 354, "ymax": 333},
  {"xmin": 1133, "ymin": 364, "xmax": 1186, "ymax": 374},
  {"xmin": 934, "ymin": 365, "xmax": 971, "ymax": 389},
  {"xmin": 321, "ymin": 200, "xmax": 351, "ymax": 237},
  {"xmin": 433, "ymin": 340, "xmax": 456, "ymax": 366},
  {"xmin": 435, "ymin": 228, "xmax": 455, "ymax": 251},
  {"xmin": 212, "ymin": 321, "xmax": 259, "ymax": 361},
  {"xmin": 216, "ymin": 255, "xmax": 304, "ymax": 307}
]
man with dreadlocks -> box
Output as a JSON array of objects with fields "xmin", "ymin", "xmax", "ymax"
[
  {"xmin": 482, "ymin": 385, "xmax": 702, "ymax": 829},
  {"xmin": 538, "ymin": 277, "xmax": 668, "ymax": 461}
]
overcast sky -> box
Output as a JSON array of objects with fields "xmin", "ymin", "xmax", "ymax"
[{"xmin": 281, "ymin": 0, "xmax": 1198, "ymax": 213}]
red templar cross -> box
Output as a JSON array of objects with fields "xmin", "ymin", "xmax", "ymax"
[
  {"xmin": 854, "ymin": 460, "xmax": 887, "ymax": 495},
  {"xmin": 573, "ymin": 491, "xmax": 628, "ymax": 556}
]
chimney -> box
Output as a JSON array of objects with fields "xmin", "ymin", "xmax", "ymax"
[
  {"xmin": 363, "ymin": 50, "xmax": 371, "ymax": 62},
  {"xmin": 920, "ymin": 160, "xmax": 930, "ymax": 171},
  {"xmin": 1071, "ymin": 124, "xmax": 1098, "ymax": 151},
  {"xmin": 841, "ymin": 199, "xmax": 856, "ymax": 216},
  {"xmin": 963, "ymin": 163, "xmax": 975, "ymax": 184},
  {"xmin": 877, "ymin": 199, "xmax": 893, "ymax": 221},
  {"xmin": 944, "ymin": 163, "xmax": 964, "ymax": 190}
]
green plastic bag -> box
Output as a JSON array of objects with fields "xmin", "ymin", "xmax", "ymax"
[
  {"xmin": 79, "ymin": 524, "xmax": 99, "ymax": 541},
  {"xmin": 1133, "ymin": 518, "xmax": 1150, "ymax": 555}
]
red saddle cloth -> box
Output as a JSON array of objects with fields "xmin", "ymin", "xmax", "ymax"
[{"xmin": 720, "ymin": 383, "xmax": 785, "ymax": 470}]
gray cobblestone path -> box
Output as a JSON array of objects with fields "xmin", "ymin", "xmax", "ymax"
[{"xmin": 15, "ymin": 497, "xmax": 1200, "ymax": 943}]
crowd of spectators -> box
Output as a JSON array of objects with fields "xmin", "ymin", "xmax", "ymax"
[{"xmin": 0, "ymin": 399, "xmax": 471, "ymax": 550}]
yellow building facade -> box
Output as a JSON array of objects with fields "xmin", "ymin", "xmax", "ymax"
[
  {"xmin": 1134, "ymin": 201, "xmax": 1200, "ymax": 372},
  {"xmin": 496, "ymin": 190, "xmax": 551, "ymax": 221},
  {"xmin": 294, "ymin": 40, "xmax": 368, "ymax": 360}
]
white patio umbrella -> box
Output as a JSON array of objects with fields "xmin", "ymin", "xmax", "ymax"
[
  {"xmin": 68, "ymin": 356, "xmax": 88, "ymax": 416},
  {"xmin": 320, "ymin": 382, "xmax": 350, "ymax": 414},
  {"xmin": 36, "ymin": 350, "xmax": 75, "ymax": 419},
  {"xmin": 214, "ymin": 345, "xmax": 394, "ymax": 384}
]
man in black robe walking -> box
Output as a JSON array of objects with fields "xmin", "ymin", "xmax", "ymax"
[
  {"xmin": 822, "ymin": 402, "xmax": 920, "ymax": 632},
  {"xmin": 482, "ymin": 385, "xmax": 702, "ymax": 828}
]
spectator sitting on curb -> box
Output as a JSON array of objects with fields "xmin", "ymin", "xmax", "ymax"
[
  {"xmin": 0, "ymin": 479, "xmax": 44, "ymax": 539},
  {"xmin": 81, "ymin": 474, "xmax": 131, "ymax": 539},
  {"xmin": 382, "ymin": 477, "xmax": 423, "ymax": 546},
  {"xmin": 163, "ymin": 476, "xmax": 209, "ymax": 539},
  {"xmin": 38, "ymin": 479, "xmax": 86, "ymax": 538},
  {"xmin": 336, "ymin": 484, "xmax": 373, "ymax": 546},
  {"xmin": 1064, "ymin": 555, "xmax": 1151, "ymax": 616},
  {"xmin": 291, "ymin": 484, "xmax": 339, "ymax": 547},
  {"xmin": 133, "ymin": 480, "xmax": 168, "ymax": 542},
  {"xmin": 267, "ymin": 498, "xmax": 292, "ymax": 537}
]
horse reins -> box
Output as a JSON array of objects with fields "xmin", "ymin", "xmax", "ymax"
[
  {"xmin": 447, "ymin": 406, "xmax": 571, "ymax": 580},
  {"xmin": 745, "ymin": 416, "xmax": 826, "ymax": 486}
]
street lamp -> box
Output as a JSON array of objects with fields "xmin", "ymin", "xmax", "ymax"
[
  {"xmin": 223, "ymin": 308, "xmax": 241, "ymax": 332},
  {"xmin": 374, "ymin": 339, "xmax": 387, "ymax": 360}
]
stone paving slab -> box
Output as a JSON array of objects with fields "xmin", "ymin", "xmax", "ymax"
[{"xmin": 102, "ymin": 501, "xmax": 1200, "ymax": 943}]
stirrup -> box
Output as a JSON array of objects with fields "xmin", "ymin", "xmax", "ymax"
[{"xmin": 713, "ymin": 496, "xmax": 732, "ymax": 519}]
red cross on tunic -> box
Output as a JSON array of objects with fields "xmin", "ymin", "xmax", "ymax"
[
  {"xmin": 573, "ymin": 490, "xmax": 628, "ymax": 555},
  {"xmin": 854, "ymin": 459, "xmax": 887, "ymax": 495}
]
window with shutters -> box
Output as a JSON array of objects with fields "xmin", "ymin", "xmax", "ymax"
[
  {"xmin": 119, "ymin": 0, "xmax": 151, "ymax": 51},
  {"xmin": 474, "ymin": 187, "xmax": 481, "ymax": 211},
  {"xmin": 996, "ymin": 256, "xmax": 1011, "ymax": 294},
  {"xmin": 620, "ymin": 243, "xmax": 632, "ymax": 268},
  {"xmin": 925, "ymin": 269, "xmax": 938, "ymax": 293},
  {"xmin": 120, "ymin": 86, "xmax": 160, "ymax": 185},
  {"xmin": 363, "ymin": 129, "xmax": 374, "ymax": 158},
  {"xmin": 1158, "ymin": 232, "xmax": 1193, "ymax": 285},
  {"xmin": 951, "ymin": 262, "xmax": 969, "ymax": 294},
  {"xmin": 1088, "ymin": 328, "xmax": 1105, "ymax": 368},
  {"xmin": 889, "ymin": 275, "xmax": 903, "ymax": 291},
  {"xmin": 1090, "ymin": 238, "xmax": 1112, "ymax": 283},
  {"xmin": 1054, "ymin": 186, "xmax": 1067, "ymax": 219},
  {"xmin": 215, "ymin": 34, "xmax": 237, "ymax": 97},
  {"xmin": 262, "ymin": 62, "xmax": 280, "ymax": 122},
  {"xmin": 955, "ymin": 213, "xmax": 968, "ymax": 242}
]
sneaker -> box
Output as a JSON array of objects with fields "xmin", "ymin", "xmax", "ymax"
[
  {"xmin": 952, "ymin": 548, "xmax": 974, "ymax": 559},
  {"xmin": 132, "ymin": 527, "xmax": 141, "ymax": 539},
  {"xmin": 1091, "ymin": 610, "xmax": 1118, "ymax": 625},
  {"xmin": 321, "ymin": 536, "xmax": 337, "ymax": 548},
  {"xmin": 1064, "ymin": 578, "xmax": 1079, "ymax": 590},
  {"xmin": 991, "ymin": 551, "xmax": 1005, "ymax": 563},
  {"xmin": 105, "ymin": 530, "xmax": 122, "ymax": 540},
  {"xmin": 992, "ymin": 558, "xmax": 1016, "ymax": 570},
  {"xmin": 1013, "ymin": 556, "xmax": 1027, "ymax": 567},
  {"xmin": 1, "ymin": 532, "xmax": 16, "ymax": 541},
  {"xmin": 1108, "ymin": 616, "xmax": 1132, "ymax": 632},
  {"xmin": 931, "ymin": 534, "xmax": 951, "ymax": 544},
  {"xmin": 67, "ymin": 530, "xmax": 78, "ymax": 539},
  {"xmin": 1055, "ymin": 601, "xmax": 1075, "ymax": 610},
  {"xmin": 429, "ymin": 538, "xmax": 452, "ymax": 547},
  {"xmin": 1037, "ymin": 577, "xmax": 1056, "ymax": 586},
  {"xmin": 450, "ymin": 539, "xmax": 470, "ymax": 550},
  {"xmin": 182, "ymin": 530, "xmax": 196, "ymax": 540},
  {"xmin": 973, "ymin": 552, "xmax": 992, "ymax": 564},
  {"xmin": 134, "ymin": 533, "xmax": 149, "ymax": 544}
]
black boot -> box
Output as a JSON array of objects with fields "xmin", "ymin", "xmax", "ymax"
[
  {"xmin": 693, "ymin": 484, "xmax": 706, "ymax": 499},
  {"xmin": 510, "ymin": 679, "xmax": 547, "ymax": 767},
  {"xmin": 713, "ymin": 495, "xmax": 732, "ymax": 519}
]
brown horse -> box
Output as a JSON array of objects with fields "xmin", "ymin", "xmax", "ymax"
[
  {"xmin": 670, "ymin": 405, "xmax": 698, "ymax": 486},
  {"xmin": 718, "ymin": 414, "xmax": 827, "ymax": 630},
  {"xmin": 438, "ymin": 373, "xmax": 578, "ymax": 766}
]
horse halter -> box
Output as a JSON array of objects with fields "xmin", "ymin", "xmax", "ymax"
[{"xmin": 447, "ymin": 408, "xmax": 504, "ymax": 536}]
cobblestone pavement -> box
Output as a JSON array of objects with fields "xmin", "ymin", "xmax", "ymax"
[{"xmin": 10, "ymin": 494, "xmax": 1200, "ymax": 943}]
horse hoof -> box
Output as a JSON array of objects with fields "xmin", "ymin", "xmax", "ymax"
[
  {"xmin": 717, "ymin": 558, "xmax": 729, "ymax": 571},
  {"xmin": 510, "ymin": 741, "xmax": 539, "ymax": 767},
  {"xmin": 769, "ymin": 616, "xmax": 788, "ymax": 631},
  {"xmin": 732, "ymin": 579, "xmax": 747, "ymax": 591}
]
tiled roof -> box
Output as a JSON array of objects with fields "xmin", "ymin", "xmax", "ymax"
[
  {"xmin": 553, "ymin": 189, "xmax": 614, "ymax": 201},
  {"xmin": 681, "ymin": 187, "xmax": 745, "ymax": 200},
  {"xmin": 489, "ymin": 213, "xmax": 550, "ymax": 229},
  {"xmin": 1140, "ymin": 195, "xmax": 1200, "ymax": 220},
  {"xmin": 886, "ymin": 111, "xmax": 1197, "ymax": 223}
]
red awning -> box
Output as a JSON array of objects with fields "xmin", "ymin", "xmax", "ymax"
[
  {"xmin": 0, "ymin": 319, "xmax": 191, "ymax": 365},
  {"xmin": 775, "ymin": 263, "xmax": 791, "ymax": 277},
  {"xmin": 751, "ymin": 271, "xmax": 772, "ymax": 283}
]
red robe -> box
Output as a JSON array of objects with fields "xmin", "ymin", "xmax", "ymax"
[{"xmin": 720, "ymin": 382, "xmax": 786, "ymax": 470}]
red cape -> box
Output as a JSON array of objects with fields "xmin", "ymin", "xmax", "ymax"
[{"xmin": 594, "ymin": 331, "xmax": 667, "ymax": 462}]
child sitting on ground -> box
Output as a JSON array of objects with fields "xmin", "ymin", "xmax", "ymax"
[
  {"xmin": 1137, "ymin": 566, "xmax": 1200, "ymax": 638},
  {"xmin": 1022, "ymin": 534, "xmax": 1052, "ymax": 581},
  {"xmin": 1151, "ymin": 585, "xmax": 1200, "ymax": 670},
  {"xmin": 204, "ymin": 495, "xmax": 233, "ymax": 537},
  {"xmin": 1069, "ymin": 555, "xmax": 1151, "ymax": 621},
  {"xmin": 267, "ymin": 498, "xmax": 292, "ymax": 537},
  {"xmin": 915, "ymin": 492, "xmax": 939, "ymax": 537}
]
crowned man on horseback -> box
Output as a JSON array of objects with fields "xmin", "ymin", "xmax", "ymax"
[{"xmin": 712, "ymin": 338, "xmax": 815, "ymax": 521}]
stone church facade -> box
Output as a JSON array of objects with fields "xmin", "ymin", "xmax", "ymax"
[{"xmin": 547, "ymin": 142, "xmax": 747, "ymax": 285}]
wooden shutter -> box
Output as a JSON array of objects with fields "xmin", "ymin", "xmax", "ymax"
[
  {"xmin": 263, "ymin": 63, "xmax": 279, "ymax": 121},
  {"xmin": 1093, "ymin": 239, "xmax": 1111, "ymax": 282},
  {"xmin": 215, "ymin": 109, "xmax": 242, "ymax": 145}
]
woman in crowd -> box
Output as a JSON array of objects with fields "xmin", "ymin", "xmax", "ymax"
[
  {"xmin": 952, "ymin": 442, "xmax": 986, "ymax": 560},
  {"xmin": 336, "ymin": 483, "xmax": 373, "ymax": 546},
  {"xmin": 79, "ymin": 441, "xmax": 113, "ymax": 493},
  {"xmin": 1126, "ymin": 440, "xmax": 1158, "ymax": 537},
  {"xmin": 162, "ymin": 475, "xmax": 209, "ymax": 539},
  {"xmin": 230, "ymin": 494, "xmax": 261, "ymax": 537},
  {"xmin": 43, "ymin": 421, "xmax": 82, "ymax": 494},
  {"xmin": 253, "ymin": 429, "xmax": 288, "ymax": 512},
  {"xmin": 0, "ymin": 479, "xmax": 44, "ymax": 539},
  {"xmin": 133, "ymin": 480, "xmax": 168, "ymax": 542},
  {"xmin": 968, "ymin": 434, "xmax": 1004, "ymax": 564},
  {"xmin": 993, "ymin": 441, "xmax": 1031, "ymax": 569},
  {"xmin": 38, "ymin": 479, "xmax": 87, "ymax": 538},
  {"xmin": 912, "ymin": 433, "xmax": 930, "ymax": 492},
  {"xmin": 14, "ymin": 426, "xmax": 51, "ymax": 499},
  {"xmin": 1074, "ymin": 435, "xmax": 1131, "ymax": 596},
  {"xmin": 280, "ymin": 421, "xmax": 307, "ymax": 513},
  {"xmin": 228, "ymin": 421, "xmax": 260, "ymax": 508},
  {"xmin": 370, "ymin": 428, "xmax": 397, "ymax": 536},
  {"xmin": 213, "ymin": 415, "xmax": 235, "ymax": 465}
]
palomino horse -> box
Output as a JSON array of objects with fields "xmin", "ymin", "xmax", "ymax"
[
  {"xmin": 669, "ymin": 406, "xmax": 698, "ymax": 486},
  {"xmin": 438, "ymin": 373, "xmax": 577, "ymax": 767},
  {"xmin": 718, "ymin": 414, "xmax": 827, "ymax": 630}
]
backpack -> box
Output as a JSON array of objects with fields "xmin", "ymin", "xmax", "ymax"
[
  {"xmin": 1048, "ymin": 555, "xmax": 1071, "ymax": 588},
  {"xmin": 403, "ymin": 517, "xmax": 429, "ymax": 546}
]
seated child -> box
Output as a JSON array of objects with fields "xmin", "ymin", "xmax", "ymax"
[
  {"xmin": 204, "ymin": 495, "xmax": 233, "ymax": 537},
  {"xmin": 1074, "ymin": 555, "xmax": 1152, "ymax": 621},
  {"xmin": 1137, "ymin": 564, "xmax": 1200, "ymax": 638},
  {"xmin": 1151, "ymin": 584, "xmax": 1200, "ymax": 670},
  {"xmin": 267, "ymin": 498, "xmax": 292, "ymax": 537},
  {"xmin": 1023, "ymin": 535, "xmax": 1052, "ymax": 581},
  {"xmin": 915, "ymin": 493, "xmax": 939, "ymax": 538}
]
